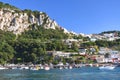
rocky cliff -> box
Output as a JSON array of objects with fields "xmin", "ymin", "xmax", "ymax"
[{"xmin": 0, "ymin": 7, "xmax": 69, "ymax": 34}]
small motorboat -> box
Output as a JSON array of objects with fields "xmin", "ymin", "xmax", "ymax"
[
  {"xmin": 59, "ymin": 66, "xmax": 63, "ymax": 70},
  {"xmin": 44, "ymin": 66, "xmax": 50, "ymax": 70},
  {"xmin": 69, "ymin": 66, "xmax": 73, "ymax": 69},
  {"xmin": 99, "ymin": 65, "xmax": 115, "ymax": 70},
  {"xmin": 0, "ymin": 66, "xmax": 8, "ymax": 70},
  {"xmin": 30, "ymin": 66, "xmax": 40, "ymax": 70}
]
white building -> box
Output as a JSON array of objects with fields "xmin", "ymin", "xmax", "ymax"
[
  {"xmin": 53, "ymin": 51, "xmax": 78, "ymax": 58},
  {"xmin": 78, "ymin": 48, "xmax": 87, "ymax": 55}
]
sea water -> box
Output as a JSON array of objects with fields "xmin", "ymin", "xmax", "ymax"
[{"xmin": 0, "ymin": 67, "xmax": 120, "ymax": 80}]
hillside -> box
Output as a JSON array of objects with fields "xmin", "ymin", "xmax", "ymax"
[
  {"xmin": 0, "ymin": 2, "xmax": 79, "ymax": 64},
  {"xmin": 0, "ymin": 2, "xmax": 69, "ymax": 35},
  {"xmin": 99, "ymin": 30, "xmax": 120, "ymax": 37},
  {"xmin": 1, "ymin": 2, "xmax": 120, "ymax": 65}
]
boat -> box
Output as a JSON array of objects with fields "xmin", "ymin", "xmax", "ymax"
[
  {"xmin": 0, "ymin": 66, "xmax": 7, "ymax": 70},
  {"xmin": 40, "ymin": 66, "xmax": 44, "ymax": 69},
  {"xmin": 19, "ymin": 66, "xmax": 29, "ymax": 70},
  {"xmin": 99, "ymin": 65, "xmax": 115, "ymax": 70},
  {"xmin": 11, "ymin": 67, "xmax": 18, "ymax": 69},
  {"xmin": 59, "ymin": 66, "xmax": 63, "ymax": 70},
  {"xmin": 30, "ymin": 66, "xmax": 40, "ymax": 70},
  {"xmin": 44, "ymin": 66, "xmax": 50, "ymax": 70},
  {"xmin": 69, "ymin": 66, "xmax": 73, "ymax": 69}
]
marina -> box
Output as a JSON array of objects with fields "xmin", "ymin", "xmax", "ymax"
[{"xmin": 0, "ymin": 63, "xmax": 117, "ymax": 71}]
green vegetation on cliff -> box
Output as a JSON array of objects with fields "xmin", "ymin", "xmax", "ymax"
[
  {"xmin": 1, "ymin": 26, "xmax": 120, "ymax": 64},
  {"xmin": 0, "ymin": 2, "xmax": 19, "ymax": 10},
  {"xmin": 0, "ymin": 25, "xmax": 79, "ymax": 64}
]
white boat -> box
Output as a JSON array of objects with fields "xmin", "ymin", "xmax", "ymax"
[
  {"xmin": 44, "ymin": 66, "xmax": 50, "ymax": 70},
  {"xmin": 30, "ymin": 66, "xmax": 40, "ymax": 70},
  {"xmin": 18, "ymin": 66, "xmax": 29, "ymax": 70},
  {"xmin": 65, "ymin": 66, "xmax": 68, "ymax": 69},
  {"xmin": 0, "ymin": 66, "xmax": 8, "ymax": 70},
  {"xmin": 59, "ymin": 66, "xmax": 63, "ymax": 70},
  {"xmin": 99, "ymin": 65, "xmax": 115, "ymax": 70},
  {"xmin": 30, "ymin": 68, "xmax": 39, "ymax": 70},
  {"xmin": 40, "ymin": 66, "xmax": 44, "ymax": 69},
  {"xmin": 69, "ymin": 66, "xmax": 73, "ymax": 69},
  {"xmin": 11, "ymin": 67, "xmax": 18, "ymax": 69}
]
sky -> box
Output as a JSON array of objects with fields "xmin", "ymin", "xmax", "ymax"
[{"xmin": 0, "ymin": 0, "xmax": 120, "ymax": 34}]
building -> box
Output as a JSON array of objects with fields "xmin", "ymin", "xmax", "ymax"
[
  {"xmin": 52, "ymin": 51, "xmax": 78, "ymax": 58},
  {"xmin": 78, "ymin": 48, "xmax": 87, "ymax": 55},
  {"xmin": 95, "ymin": 55, "xmax": 105, "ymax": 63}
]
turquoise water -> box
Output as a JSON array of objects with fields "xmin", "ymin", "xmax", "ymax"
[{"xmin": 0, "ymin": 67, "xmax": 120, "ymax": 80}]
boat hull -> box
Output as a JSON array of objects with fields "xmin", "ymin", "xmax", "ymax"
[{"xmin": 99, "ymin": 66, "xmax": 115, "ymax": 70}]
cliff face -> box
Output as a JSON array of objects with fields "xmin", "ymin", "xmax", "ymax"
[{"xmin": 0, "ymin": 8, "xmax": 64, "ymax": 34}]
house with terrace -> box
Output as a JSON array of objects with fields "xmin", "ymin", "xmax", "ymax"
[{"xmin": 52, "ymin": 51, "xmax": 78, "ymax": 58}]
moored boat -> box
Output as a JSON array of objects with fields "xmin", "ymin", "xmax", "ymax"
[
  {"xmin": 99, "ymin": 65, "xmax": 115, "ymax": 70},
  {"xmin": 44, "ymin": 66, "xmax": 50, "ymax": 70},
  {"xmin": 30, "ymin": 66, "xmax": 40, "ymax": 70},
  {"xmin": 69, "ymin": 66, "xmax": 73, "ymax": 69},
  {"xmin": 59, "ymin": 66, "xmax": 63, "ymax": 70},
  {"xmin": 40, "ymin": 66, "xmax": 44, "ymax": 69},
  {"xmin": 0, "ymin": 66, "xmax": 8, "ymax": 70}
]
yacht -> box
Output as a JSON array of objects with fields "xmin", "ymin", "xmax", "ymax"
[{"xmin": 99, "ymin": 65, "xmax": 115, "ymax": 70}]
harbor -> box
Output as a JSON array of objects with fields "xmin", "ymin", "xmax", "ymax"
[
  {"xmin": 0, "ymin": 63, "xmax": 118, "ymax": 71},
  {"xmin": 0, "ymin": 66, "xmax": 119, "ymax": 80}
]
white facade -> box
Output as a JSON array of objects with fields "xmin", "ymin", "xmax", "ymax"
[
  {"xmin": 53, "ymin": 51, "xmax": 78, "ymax": 58},
  {"xmin": 78, "ymin": 48, "xmax": 87, "ymax": 55}
]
